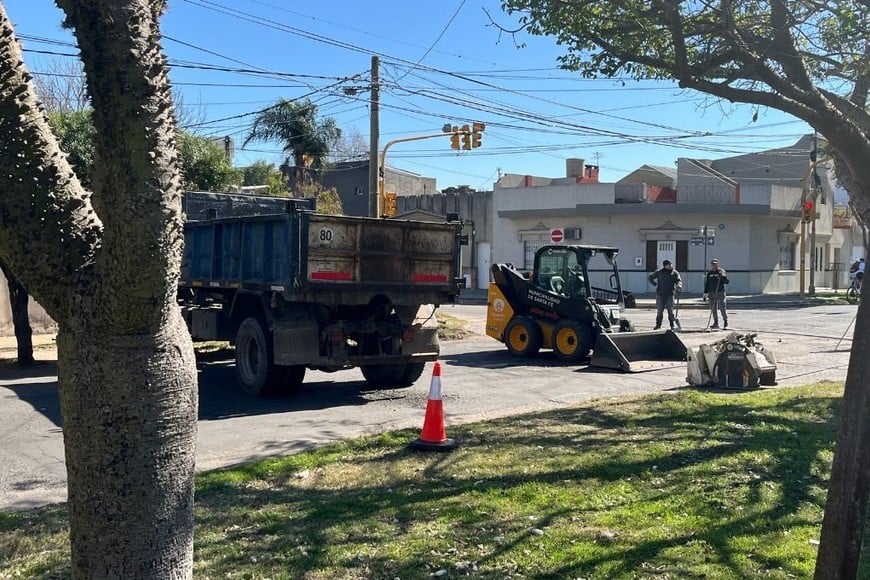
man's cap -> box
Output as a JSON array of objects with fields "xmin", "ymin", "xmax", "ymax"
[
  {"xmin": 711, "ymin": 259, "xmax": 719, "ymax": 264},
  {"xmin": 662, "ymin": 259, "xmax": 672, "ymax": 266}
]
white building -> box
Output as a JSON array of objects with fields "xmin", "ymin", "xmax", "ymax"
[{"xmin": 491, "ymin": 136, "xmax": 842, "ymax": 294}]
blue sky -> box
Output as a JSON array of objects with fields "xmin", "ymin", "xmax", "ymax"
[{"xmin": 6, "ymin": 0, "xmax": 814, "ymax": 190}]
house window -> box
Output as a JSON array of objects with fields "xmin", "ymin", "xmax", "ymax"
[{"xmin": 779, "ymin": 242, "xmax": 795, "ymax": 270}]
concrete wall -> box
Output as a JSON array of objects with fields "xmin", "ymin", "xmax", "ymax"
[
  {"xmin": 396, "ymin": 191, "xmax": 493, "ymax": 289},
  {"xmin": 491, "ymin": 209, "xmax": 811, "ymax": 295},
  {"xmin": 321, "ymin": 162, "xmax": 438, "ymax": 217},
  {"xmin": 495, "ymin": 182, "xmax": 615, "ymax": 214}
]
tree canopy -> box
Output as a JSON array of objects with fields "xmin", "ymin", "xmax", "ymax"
[
  {"xmin": 177, "ymin": 132, "xmax": 242, "ymax": 192},
  {"xmin": 46, "ymin": 109, "xmax": 242, "ymax": 192},
  {"xmin": 244, "ymin": 99, "xmax": 341, "ymax": 172},
  {"xmin": 242, "ymin": 160, "xmax": 287, "ymax": 196}
]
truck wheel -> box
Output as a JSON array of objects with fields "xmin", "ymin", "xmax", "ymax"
[
  {"xmin": 235, "ymin": 317, "xmax": 283, "ymax": 396},
  {"xmin": 278, "ymin": 365, "xmax": 307, "ymax": 394},
  {"xmin": 361, "ymin": 364, "xmax": 406, "ymax": 389},
  {"xmin": 400, "ymin": 362, "xmax": 426, "ymax": 386},
  {"xmin": 504, "ymin": 317, "xmax": 542, "ymax": 357},
  {"xmin": 552, "ymin": 320, "xmax": 593, "ymax": 362}
]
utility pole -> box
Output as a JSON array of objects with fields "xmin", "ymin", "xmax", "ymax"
[{"xmin": 368, "ymin": 55, "xmax": 380, "ymax": 218}]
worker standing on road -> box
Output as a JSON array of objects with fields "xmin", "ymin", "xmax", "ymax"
[
  {"xmin": 648, "ymin": 259, "xmax": 682, "ymax": 330},
  {"xmin": 703, "ymin": 259, "xmax": 730, "ymax": 329}
]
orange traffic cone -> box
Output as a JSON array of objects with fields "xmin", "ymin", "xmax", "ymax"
[{"xmin": 410, "ymin": 361, "xmax": 458, "ymax": 451}]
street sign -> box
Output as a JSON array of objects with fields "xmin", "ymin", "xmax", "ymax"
[
  {"xmin": 690, "ymin": 236, "xmax": 704, "ymax": 245},
  {"xmin": 550, "ymin": 228, "xmax": 564, "ymax": 243}
]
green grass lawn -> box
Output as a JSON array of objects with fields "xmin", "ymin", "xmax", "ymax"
[{"xmin": 2, "ymin": 382, "xmax": 864, "ymax": 579}]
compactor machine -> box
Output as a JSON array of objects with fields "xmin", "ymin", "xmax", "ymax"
[{"xmin": 486, "ymin": 245, "xmax": 687, "ymax": 371}]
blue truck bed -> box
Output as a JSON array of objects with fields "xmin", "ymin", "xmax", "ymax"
[{"xmin": 180, "ymin": 192, "xmax": 464, "ymax": 306}]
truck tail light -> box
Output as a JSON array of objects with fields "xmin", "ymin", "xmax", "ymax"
[{"xmin": 403, "ymin": 328, "xmax": 415, "ymax": 342}]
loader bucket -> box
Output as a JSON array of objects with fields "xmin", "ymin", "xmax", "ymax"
[{"xmin": 589, "ymin": 330, "xmax": 688, "ymax": 372}]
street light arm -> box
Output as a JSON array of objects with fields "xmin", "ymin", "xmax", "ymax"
[
  {"xmin": 380, "ymin": 132, "xmax": 452, "ymax": 169},
  {"xmin": 377, "ymin": 132, "xmax": 457, "ymax": 216}
]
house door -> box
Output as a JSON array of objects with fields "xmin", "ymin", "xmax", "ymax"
[{"xmin": 656, "ymin": 241, "xmax": 677, "ymax": 269}]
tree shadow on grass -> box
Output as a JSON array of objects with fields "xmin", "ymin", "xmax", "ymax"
[{"xmin": 190, "ymin": 390, "xmax": 841, "ymax": 579}]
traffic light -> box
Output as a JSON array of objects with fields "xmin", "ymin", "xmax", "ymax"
[
  {"xmin": 801, "ymin": 200, "xmax": 814, "ymax": 223},
  {"xmin": 449, "ymin": 132, "xmax": 460, "ymax": 149},
  {"xmin": 461, "ymin": 132, "xmax": 472, "ymax": 150},
  {"xmin": 471, "ymin": 121, "xmax": 485, "ymax": 148},
  {"xmin": 384, "ymin": 192, "xmax": 398, "ymax": 217}
]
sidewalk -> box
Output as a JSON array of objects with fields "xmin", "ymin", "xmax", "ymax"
[
  {"xmin": 457, "ymin": 288, "xmax": 848, "ymax": 309},
  {"xmin": 0, "ymin": 333, "xmax": 57, "ymax": 362}
]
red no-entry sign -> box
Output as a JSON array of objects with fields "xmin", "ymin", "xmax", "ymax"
[{"xmin": 550, "ymin": 228, "xmax": 564, "ymax": 243}]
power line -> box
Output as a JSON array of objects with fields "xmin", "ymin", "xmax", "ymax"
[{"xmin": 392, "ymin": 0, "xmax": 466, "ymax": 82}]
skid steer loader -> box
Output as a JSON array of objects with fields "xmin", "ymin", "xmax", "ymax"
[{"xmin": 486, "ymin": 245, "xmax": 687, "ymax": 371}]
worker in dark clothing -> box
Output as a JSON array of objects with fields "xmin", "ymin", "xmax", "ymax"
[
  {"xmin": 647, "ymin": 259, "xmax": 682, "ymax": 330},
  {"xmin": 703, "ymin": 259, "xmax": 730, "ymax": 329}
]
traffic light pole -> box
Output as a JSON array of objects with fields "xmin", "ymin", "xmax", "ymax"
[
  {"xmin": 377, "ymin": 132, "xmax": 453, "ymax": 217},
  {"xmin": 800, "ymin": 218, "xmax": 807, "ymax": 299}
]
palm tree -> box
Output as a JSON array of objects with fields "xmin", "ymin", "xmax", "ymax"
[{"xmin": 244, "ymin": 99, "xmax": 341, "ymax": 191}]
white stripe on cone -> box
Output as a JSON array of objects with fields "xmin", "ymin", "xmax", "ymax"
[{"xmin": 427, "ymin": 361, "xmax": 442, "ymax": 400}]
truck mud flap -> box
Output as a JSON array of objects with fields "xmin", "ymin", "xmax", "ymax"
[{"xmin": 589, "ymin": 330, "xmax": 688, "ymax": 372}]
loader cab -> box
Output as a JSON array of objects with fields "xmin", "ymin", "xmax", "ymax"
[{"xmin": 532, "ymin": 245, "xmax": 624, "ymax": 307}]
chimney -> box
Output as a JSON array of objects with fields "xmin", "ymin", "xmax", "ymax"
[
  {"xmin": 566, "ymin": 158, "xmax": 585, "ymax": 178},
  {"xmin": 584, "ymin": 165, "xmax": 599, "ymax": 183}
]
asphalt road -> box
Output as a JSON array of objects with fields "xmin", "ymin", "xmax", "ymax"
[{"xmin": 0, "ymin": 303, "xmax": 858, "ymax": 510}]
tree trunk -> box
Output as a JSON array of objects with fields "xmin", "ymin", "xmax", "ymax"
[
  {"xmin": 1, "ymin": 1, "xmax": 198, "ymax": 574},
  {"xmin": 814, "ymin": 150, "xmax": 870, "ymax": 579},
  {"xmin": 814, "ymin": 288, "xmax": 870, "ymax": 578},
  {"xmin": 57, "ymin": 308, "xmax": 197, "ymax": 578},
  {"xmin": 0, "ymin": 258, "xmax": 33, "ymax": 366}
]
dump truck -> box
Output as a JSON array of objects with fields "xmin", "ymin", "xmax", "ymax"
[
  {"xmin": 486, "ymin": 244, "xmax": 687, "ymax": 371},
  {"xmin": 178, "ymin": 191, "xmax": 465, "ymax": 396}
]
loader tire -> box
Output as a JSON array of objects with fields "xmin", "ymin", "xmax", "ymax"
[
  {"xmin": 504, "ymin": 317, "xmax": 543, "ymax": 357},
  {"xmin": 552, "ymin": 320, "xmax": 593, "ymax": 362}
]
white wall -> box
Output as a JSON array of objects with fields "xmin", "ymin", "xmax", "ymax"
[{"xmin": 493, "ymin": 213, "xmax": 779, "ymax": 294}]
